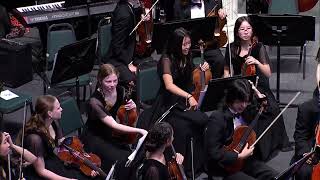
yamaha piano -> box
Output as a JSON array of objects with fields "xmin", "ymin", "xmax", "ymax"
[{"xmin": 13, "ymin": 0, "xmax": 119, "ymax": 26}]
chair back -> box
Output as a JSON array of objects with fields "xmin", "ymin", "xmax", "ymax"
[
  {"xmin": 60, "ymin": 97, "xmax": 84, "ymax": 136},
  {"xmin": 136, "ymin": 60, "xmax": 160, "ymax": 113},
  {"xmin": 47, "ymin": 23, "xmax": 76, "ymax": 71},
  {"xmin": 97, "ymin": 17, "xmax": 112, "ymax": 64},
  {"xmin": 268, "ymin": 0, "xmax": 299, "ymax": 14}
]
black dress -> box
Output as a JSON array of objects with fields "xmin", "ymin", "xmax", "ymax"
[
  {"xmin": 225, "ymin": 42, "xmax": 291, "ymax": 161},
  {"xmin": 81, "ymin": 86, "xmax": 132, "ymax": 175},
  {"xmin": 23, "ymin": 120, "xmax": 91, "ymax": 180},
  {"xmin": 138, "ymin": 159, "xmax": 170, "ymax": 180},
  {"xmin": 138, "ymin": 56, "xmax": 209, "ymax": 177}
]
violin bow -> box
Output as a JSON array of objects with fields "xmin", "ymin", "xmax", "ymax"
[
  {"xmin": 129, "ymin": 0, "xmax": 160, "ymax": 36},
  {"xmin": 18, "ymin": 101, "xmax": 28, "ymax": 180},
  {"xmin": 106, "ymin": 161, "xmax": 117, "ymax": 180},
  {"xmin": 250, "ymin": 92, "xmax": 301, "ymax": 148},
  {"xmin": 125, "ymin": 103, "xmax": 178, "ymax": 167}
]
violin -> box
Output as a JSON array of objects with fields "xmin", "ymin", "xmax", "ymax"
[
  {"xmin": 135, "ymin": 0, "xmax": 153, "ymax": 57},
  {"xmin": 224, "ymin": 100, "xmax": 266, "ymax": 174},
  {"xmin": 192, "ymin": 40, "xmax": 212, "ymax": 102},
  {"xmin": 57, "ymin": 136, "xmax": 107, "ymax": 178},
  {"xmin": 114, "ymin": 84, "xmax": 138, "ymax": 144},
  {"xmin": 167, "ymin": 144, "xmax": 187, "ymax": 180},
  {"xmin": 241, "ymin": 39, "xmax": 257, "ymax": 76}
]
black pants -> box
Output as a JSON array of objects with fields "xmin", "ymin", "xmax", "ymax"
[
  {"xmin": 294, "ymin": 161, "xmax": 312, "ymax": 180},
  {"xmin": 204, "ymin": 48, "xmax": 225, "ymax": 79},
  {"xmin": 209, "ymin": 158, "xmax": 278, "ymax": 180}
]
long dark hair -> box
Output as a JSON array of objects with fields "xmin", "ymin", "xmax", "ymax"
[
  {"xmin": 145, "ymin": 122, "xmax": 173, "ymax": 152},
  {"xmin": 231, "ymin": 16, "xmax": 255, "ymax": 58},
  {"xmin": 162, "ymin": 27, "xmax": 193, "ymax": 74}
]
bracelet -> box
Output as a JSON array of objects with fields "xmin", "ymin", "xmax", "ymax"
[{"xmin": 187, "ymin": 95, "xmax": 193, "ymax": 100}]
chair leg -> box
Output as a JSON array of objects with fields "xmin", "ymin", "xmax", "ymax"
[
  {"xmin": 29, "ymin": 101, "xmax": 34, "ymax": 115},
  {"xmin": 83, "ymin": 86, "xmax": 87, "ymax": 102},
  {"xmin": 299, "ymin": 45, "xmax": 303, "ymax": 64},
  {"xmin": 303, "ymin": 43, "xmax": 307, "ymax": 80}
]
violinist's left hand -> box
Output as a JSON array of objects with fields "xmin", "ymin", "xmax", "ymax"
[
  {"xmin": 245, "ymin": 56, "xmax": 260, "ymax": 65},
  {"xmin": 248, "ymin": 80, "xmax": 266, "ymax": 99},
  {"xmin": 91, "ymin": 170, "xmax": 99, "ymax": 177},
  {"xmin": 200, "ymin": 62, "xmax": 210, "ymax": 72},
  {"xmin": 125, "ymin": 99, "xmax": 136, "ymax": 110},
  {"xmin": 218, "ymin": 8, "xmax": 227, "ymax": 19},
  {"xmin": 141, "ymin": 8, "xmax": 151, "ymax": 21},
  {"xmin": 175, "ymin": 153, "xmax": 184, "ymax": 165}
]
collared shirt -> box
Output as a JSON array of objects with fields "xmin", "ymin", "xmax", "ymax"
[
  {"xmin": 191, "ymin": 0, "xmax": 205, "ymax": 19},
  {"xmin": 229, "ymin": 108, "xmax": 246, "ymax": 129}
]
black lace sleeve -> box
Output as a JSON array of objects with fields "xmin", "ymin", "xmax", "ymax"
[
  {"xmin": 24, "ymin": 134, "xmax": 45, "ymax": 158},
  {"xmin": 144, "ymin": 166, "xmax": 160, "ymax": 180},
  {"xmin": 258, "ymin": 43, "xmax": 270, "ymax": 65},
  {"xmin": 160, "ymin": 57, "xmax": 172, "ymax": 76},
  {"xmin": 88, "ymin": 98, "xmax": 111, "ymax": 121}
]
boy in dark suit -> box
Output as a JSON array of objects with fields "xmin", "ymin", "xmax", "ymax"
[
  {"xmin": 205, "ymin": 79, "xmax": 278, "ymax": 180},
  {"xmin": 103, "ymin": 0, "xmax": 150, "ymax": 88}
]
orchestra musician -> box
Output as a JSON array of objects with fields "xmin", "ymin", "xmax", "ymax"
[
  {"xmin": 81, "ymin": 64, "xmax": 148, "ymax": 174},
  {"xmin": 224, "ymin": 16, "xmax": 292, "ymax": 161},
  {"xmin": 17, "ymin": 95, "xmax": 90, "ymax": 180},
  {"xmin": 164, "ymin": 0, "xmax": 227, "ymax": 79},
  {"xmin": 138, "ymin": 27, "xmax": 209, "ymax": 177},
  {"xmin": 205, "ymin": 79, "xmax": 278, "ymax": 180},
  {"xmin": 103, "ymin": 0, "xmax": 150, "ymax": 89},
  {"xmin": 0, "ymin": 131, "xmax": 38, "ymax": 180},
  {"xmin": 292, "ymin": 62, "xmax": 320, "ymax": 180},
  {"xmin": 137, "ymin": 122, "xmax": 184, "ymax": 180}
]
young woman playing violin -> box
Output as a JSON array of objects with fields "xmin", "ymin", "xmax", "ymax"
[
  {"xmin": 138, "ymin": 122, "xmax": 184, "ymax": 180},
  {"xmin": 224, "ymin": 16, "xmax": 292, "ymax": 160},
  {"xmin": 81, "ymin": 64, "xmax": 147, "ymax": 175},
  {"xmin": 139, "ymin": 27, "xmax": 209, "ymax": 177},
  {"xmin": 17, "ymin": 95, "xmax": 89, "ymax": 180},
  {"xmin": 205, "ymin": 79, "xmax": 278, "ymax": 180}
]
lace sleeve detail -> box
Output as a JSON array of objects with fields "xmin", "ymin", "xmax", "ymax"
[
  {"xmin": 88, "ymin": 98, "xmax": 110, "ymax": 121},
  {"xmin": 24, "ymin": 134, "xmax": 45, "ymax": 158},
  {"xmin": 144, "ymin": 166, "xmax": 160, "ymax": 180},
  {"xmin": 160, "ymin": 57, "xmax": 172, "ymax": 75},
  {"xmin": 258, "ymin": 44, "xmax": 270, "ymax": 65}
]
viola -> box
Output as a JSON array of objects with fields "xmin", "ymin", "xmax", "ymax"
[
  {"xmin": 241, "ymin": 39, "xmax": 257, "ymax": 76},
  {"xmin": 114, "ymin": 84, "xmax": 138, "ymax": 144},
  {"xmin": 224, "ymin": 102, "xmax": 265, "ymax": 174},
  {"xmin": 167, "ymin": 144, "xmax": 187, "ymax": 180},
  {"xmin": 298, "ymin": 0, "xmax": 319, "ymax": 12},
  {"xmin": 57, "ymin": 136, "xmax": 107, "ymax": 178},
  {"xmin": 135, "ymin": 0, "xmax": 153, "ymax": 57},
  {"xmin": 192, "ymin": 40, "xmax": 212, "ymax": 102}
]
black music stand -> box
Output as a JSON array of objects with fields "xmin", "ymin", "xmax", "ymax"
[
  {"xmin": 51, "ymin": 37, "xmax": 96, "ymax": 106},
  {"xmin": 249, "ymin": 14, "xmax": 315, "ymax": 104},
  {"xmin": 152, "ymin": 16, "xmax": 217, "ymax": 53},
  {"xmin": 199, "ymin": 75, "xmax": 257, "ymax": 112}
]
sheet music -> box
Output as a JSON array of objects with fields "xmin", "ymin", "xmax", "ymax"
[{"xmin": 126, "ymin": 134, "xmax": 147, "ymax": 166}]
